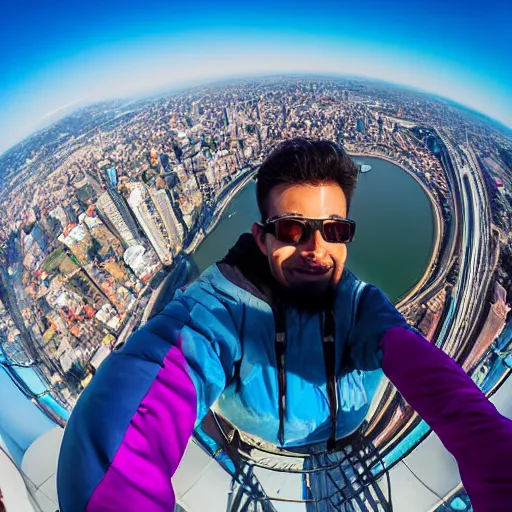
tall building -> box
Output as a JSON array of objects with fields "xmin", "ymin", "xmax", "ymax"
[
  {"xmin": 192, "ymin": 100, "xmax": 200, "ymax": 117},
  {"xmin": 148, "ymin": 187, "xmax": 184, "ymax": 254},
  {"xmin": 48, "ymin": 205, "xmax": 70, "ymax": 229},
  {"xmin": 127, "ymin": 183, "xmax": 173, "ymax": 265},
  {"xmin": 28, "ymin": 222, "xmax": 49, "ymax": 252},
  {"xmin": 105, "ymin": 167, "xmax": 118, "ymax": 189},
  {"xmin": 96, "ymin": 189, "xmax": 140, "ymax": 247},
  {"xmin": 159, "ymin": 153, "xmax": 171, "ymax": 172}
]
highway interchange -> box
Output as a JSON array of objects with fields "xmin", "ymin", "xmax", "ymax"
[{"xmin": 361, "ymin": 126, "xmax": 502, "ymax": 492}]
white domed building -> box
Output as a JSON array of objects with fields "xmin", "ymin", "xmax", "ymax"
[{"xmin": 123, "ymin": 244, "xmax": 159, "ymax": 281}]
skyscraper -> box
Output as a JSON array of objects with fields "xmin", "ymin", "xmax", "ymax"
[
  {"xmin": 148, "ymin": 187, "xmax": 184, "ymax": 254},
  {"xmin": 96, "ymin": 189, "xmax": 140, "ymax": 248},
  {"xmin": 105, "ymin": 167, "xmax": 118, "ymax": 189},
  {"xmin": 255, "ymin": 126, "xmax": 262, "ymax": 153},
  {"xmin": 127, "ymin": 183, "xmax": 173, "ymax": 265}
]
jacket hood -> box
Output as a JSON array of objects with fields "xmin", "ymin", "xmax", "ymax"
[{"xmin": 217, "ymin": 233, "xmax": 275, "ymax": 304}]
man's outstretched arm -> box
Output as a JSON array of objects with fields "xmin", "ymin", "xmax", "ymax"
[
  {"xmin": 382, "ymin": 326, "xmax": 512, "ymax": 512},
  {"xmin": 57, "ymin": 284, "xmax": 241, "ymax": 512}
]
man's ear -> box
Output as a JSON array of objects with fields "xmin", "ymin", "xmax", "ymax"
[{"xmin": 252, "ymin": 222, "xmax": 268, "ymax": 256}]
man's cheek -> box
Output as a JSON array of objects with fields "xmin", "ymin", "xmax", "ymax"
[
  {"xmin": 271, "ymin": 246, "xmax": 295, "ymax": 266},
  {"xmin": 336, "ymin": 246, "xmax": 348, "ymax": 265}
]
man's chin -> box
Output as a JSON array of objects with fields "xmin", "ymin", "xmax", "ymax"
[
  {"xmin": 279, "ymin": 278, "xmax": 334, "ymax": 312},
  {"xmin": 288, "ymin": 270, "xmax": 332, "ymax": 291}
]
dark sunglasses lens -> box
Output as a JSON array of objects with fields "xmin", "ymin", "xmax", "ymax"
[
  {"xmin": 323, "ymin": 220, "xmax": 353, "ymax": 243},
  {"xmin": 275, "ymin": 219, "xmax": 305, "ymax": 243}
]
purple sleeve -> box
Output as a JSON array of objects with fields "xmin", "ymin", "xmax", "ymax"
[
  {"xmin": 381, "ymin": 327, "xmax": 512, "ymax": 512},
  {"xmin": 57, "ymin": 282, "xmax": 241, "ymax": 512},
  {"xmin": 86, "ymin": 345, "xmax": 197, "ymax": 511}
]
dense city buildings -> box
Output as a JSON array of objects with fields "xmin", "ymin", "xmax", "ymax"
[{"xmin": 0, "ymin": 76, "xmax": 510, "ymax": 408}]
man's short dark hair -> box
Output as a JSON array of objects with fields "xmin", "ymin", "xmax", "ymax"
[{"xmin": 256, "ymin": 137, "xmax": 359, "ymax": 221}]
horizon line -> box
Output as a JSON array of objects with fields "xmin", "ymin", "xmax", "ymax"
[{"xmin": 1, "ymin": 71, "xmax": 511, "ymax": 158}]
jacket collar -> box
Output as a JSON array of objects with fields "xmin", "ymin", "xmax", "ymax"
[
  {"xmin": 217, "ymin": 233, "xmax": 341, "ymax": 312},
  {"xmin": 217, "ymin": 233, "xmax": 275, "ymax": 305}
]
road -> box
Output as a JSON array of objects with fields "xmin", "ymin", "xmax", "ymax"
[
  {"xmin": 367, "ymin": 127, "xmax": 496, "ymax": 474},
  {"xmin": 434, "ymin": 130, "xmax": 493, "ymax": 359}
]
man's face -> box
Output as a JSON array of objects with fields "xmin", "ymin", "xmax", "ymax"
[{"xmin": 252, "ymin": 182, "xmax": 349, "ymax": 299}]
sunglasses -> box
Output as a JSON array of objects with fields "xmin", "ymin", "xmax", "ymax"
[{"xmin": 260, "ymin": 215, "xmax": 356, "ymax": 245}]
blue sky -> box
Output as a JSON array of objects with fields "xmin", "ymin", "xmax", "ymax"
[{"xmin": 0, "ymin": 0, "xmax": 511, "ymax": 154}]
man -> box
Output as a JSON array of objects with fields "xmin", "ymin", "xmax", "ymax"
[{"xmin": 58, "ymin": 138, "xmax": 512, "ymax": 511}]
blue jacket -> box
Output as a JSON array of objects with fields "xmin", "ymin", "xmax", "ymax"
[
  {"xmin": 57, "ymin": 233, "xmax": 410, "ymax": 511},
  {"xmin": 58, "ymin": 234, "xmax": 512, "ymax": 512},
  {"xmin": 193, "ymin": 248, "xmax": 406, "ymax": 447}
]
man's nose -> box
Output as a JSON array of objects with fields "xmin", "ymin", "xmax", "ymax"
[{"xmin": 299, "ymin": 229, "xmax": 327, "ymax": 258}]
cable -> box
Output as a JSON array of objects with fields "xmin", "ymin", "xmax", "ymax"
[
  {"xmin": 402, "ymin": 459, "xmax": 449, "ymax": 509},
  {"xmin": 174, "ymin": 448, "xmax": 218, "ymax": 502},
  {"xmin": 373, "ymin": 443, "xmax": 393, "ymax": 512}
]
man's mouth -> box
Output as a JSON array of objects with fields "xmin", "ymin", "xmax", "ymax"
[{"xmin": 293, "ymin": 264, "xmax": 333, "ymax": 276}]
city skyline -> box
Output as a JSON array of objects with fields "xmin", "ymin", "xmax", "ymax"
[
  {"xmin": 1, "ymin": 77, "xmax": 509, "ymax": 386},
  {"xmin": 0, "ymin": 75, "xmax": 510, "ymax": 510},
  {"xmin": 1, "ymin": 0, "xmax": 511, "ymax": 154}
]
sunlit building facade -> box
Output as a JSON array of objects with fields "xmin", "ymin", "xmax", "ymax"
[{"xmin": 127, "ymin": 183, "xmax": 173, "ymax": 265}]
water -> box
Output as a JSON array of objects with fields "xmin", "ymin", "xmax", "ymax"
[{"xmin": 193, "ymin": 157, "xmax": 435, "ymax": 302}]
